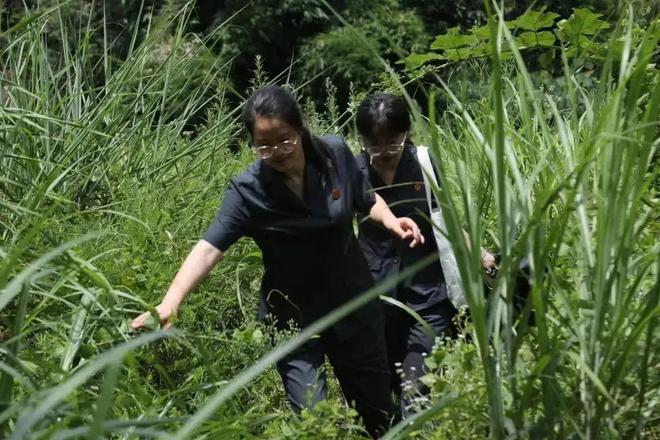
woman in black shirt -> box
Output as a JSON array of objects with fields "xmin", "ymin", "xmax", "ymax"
[
  {"xmin": 132, "ymin": 85, "xmax": 424, "ymax": 437},
  {"xmin": 355, "ymin": 93, "xmax": 495, "ymax": 418}
]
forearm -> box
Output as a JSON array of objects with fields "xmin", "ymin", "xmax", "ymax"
[
  {"xmin": 368, "ymin": 194, "xmax": 424, "ymax": 246},
  {"xmin": 462, "ymin": 229, "xmax": 485, "ymax": 254},
  {"xmin": 462, "ymin": 229, "xmax": 496, "ymax": 270},
  {"xmin": 160, "ymin": 240, "xmax": 223, "ymax": 310},
  {"xmin": 368, "ymin": 194, "xmax": 398, "ymax": 230}
]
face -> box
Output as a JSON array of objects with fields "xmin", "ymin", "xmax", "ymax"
[
  {"xmin": 363, "ymin": 130, "xmax": 407, "ymax": 168},
  {"xmin": 251, "ymin": 116, "xmax": 303, "ymax": 174}
]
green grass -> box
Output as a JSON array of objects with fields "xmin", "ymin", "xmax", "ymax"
[{"xmin": 1, "ymin": 2, "xmax": 658, "ymax": 439}]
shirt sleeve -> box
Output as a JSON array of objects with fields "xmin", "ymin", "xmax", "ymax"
[
  {"xmin": 203, "ymin": 180, "xmax": 249, "ymax": 251},
  {"xmin": 344, "ymin": 145, "xmax": 376, "ymax": 216}
]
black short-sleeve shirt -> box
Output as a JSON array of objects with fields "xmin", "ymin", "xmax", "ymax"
[
  {"xmin": 356, "ymin": 144, "xmax": 448, "ymax": 312},
  {"xmin": 204, "ymin": 135, "xmax": 379, "ymax": 338}
]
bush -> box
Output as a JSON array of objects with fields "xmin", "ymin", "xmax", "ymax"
[{"xmin": 300, "ymin": 0, "xmax": 430, "ymax": 106}]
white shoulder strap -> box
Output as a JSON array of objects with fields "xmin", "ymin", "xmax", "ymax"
[
  {"xmin": 416, "ymin": 146, "xmax": 437, "ymax": 217},
  {"xmin": 416, "ymin": 146, "xmax": 467, "ymax": 309}
]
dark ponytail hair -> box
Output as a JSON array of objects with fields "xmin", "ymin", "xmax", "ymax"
[
  {"xmin": 356, "ymin": 93, "xmax": 411, "ymax": 140},
  {"xmin": 242, "ymin": 84, "xmax": 334, "ymax": 178}
]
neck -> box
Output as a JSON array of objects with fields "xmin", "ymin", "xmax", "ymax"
[
  {"xmin": 284, "ymin": 153, "xmax": 305, "ymax": 181},
  {"xmin": 370, "ymin": 154, "xmax": 401, "ymax": 173}
]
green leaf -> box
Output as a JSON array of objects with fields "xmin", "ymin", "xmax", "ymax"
[
  {"xmin": 511, "ymin": 7, "xmax": 560, "ymax": 31},
  {"xmin": 140, "ymin": 314, "xmax": 160, "ymax": 330},
  {"xmin": 531, "ymin": 354, "xmax": 553, "ymax": 376},
  {"xmin": 398, "ymin": 52, "xmax": 445, "ymax": 70},
  {"xmin": 568, "ymin": 352, "xmax": 615, "ymax": 404},
  {"xmin": 516, "ymin": 31, "xmax": 556, "ymax": 48},
  {"xmin": 379, "ymin": 295, "xmax": 435, "ymax": 338},
  {"xmin": 251, "ymin": 328, "xmax": 264, "ymax": 344},
  {"xmin": 419, "ymin": 372, "xmax": 437, "ymax": 388},
  {"xmin": 380, "ymin": 393, "xmax": 459, "ymax": 440},
  {"xmin": 431, "ymin": 27, "xmax": 476, "ymax": 50},
  {"xmin": 444, "ymin": 47, "xmax": 478, "ymax": 61},
  {"xmin": 557, "ymin": 8, "xmax": 610, "ymax": 44},
  {"xmin": 470, "ymin": 18, "xmax": 515, "ymax": 39},
  {"xmin": 537, "ymin": 49, "xmax": 555, "ymax": 68},
  {"xmin": 469, "ymin": 24, "xmax": 492, "ymax": 38}
]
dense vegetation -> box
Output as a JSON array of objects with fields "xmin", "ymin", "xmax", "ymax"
[{"xmin": 1, "ymin": 1, "xmax": 658, "ymax": 438}]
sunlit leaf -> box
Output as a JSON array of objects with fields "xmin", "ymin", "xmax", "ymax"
[
  {"xmin": 431, "ymin": 27, "xmax": 476, "ymax": 50},
  {"xmin": 398, "ymin": 51, "xmax": 445, "ymax": 70},
  {"xmin": 511, "ymin": 7, "xmax": 560, "ymax": 31},
  {"xmin": 557, "ymin": 8, "xmax": 610, "ymax": 45},
  {"xmin": 444, "ymin": 47, "xmax": 478, "ymax": 61},
  {"xmin": 516, "ymin": 31, "xmax": 556, "ymax": 48},
  {"xmin": 469, "ymin": 24, "xmax": 492, "ymax": 38}
]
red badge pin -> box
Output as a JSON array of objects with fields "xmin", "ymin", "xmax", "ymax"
[
  {"xmin": 414, "ymin": 182, "xmax": 423, "ymax": 191},
  {"xmin": 331, "ymin": 188, "xmax": 341, "ymax": 200}
]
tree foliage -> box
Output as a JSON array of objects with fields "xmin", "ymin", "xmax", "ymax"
[{"xmin": 399, "ymin": 7, "xmax": 657, "ymax": 72}]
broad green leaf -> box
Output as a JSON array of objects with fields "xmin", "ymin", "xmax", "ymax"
[
  {"xmin": 537, "ymin": 49, "xmax": 556, "ymax": 68},
  {"xmin": 556, "ymin": 22, "xmax": 593, "ymax": 44},
  {"xmin": 589, "ymin": 39, "xmax": 623, "ymax": 61},
  {"xmin": 516, "ymin": 31, "xmax": 556, "ymax": 48},
  {"xmin": 140, "ymin": 314, "xmax": 160, "ymax": 331},
  {"xmin": 469, "ymin": 24, "xmax": 492, "ymax": 38},
  {"xmin": 557, "ymin": 8, "xmax": 610, "ymax": 44},
  {"xmin": 444, "ymin": 47, "xmax": 478, "ymax": 61},
  {"xmin": 431, "ymin": 27, "xmax": 476, "ymax": 50},
  {"xmin": 511, "ymin": 7, "xmax": 560, "ymax": 31},
  {"xmin": 470, "ymin": 19, "xmax": 515, "ymax": 38},
  {"xmin": 398, "ymin": 52, "xmax": 445, "ymax": 70}
]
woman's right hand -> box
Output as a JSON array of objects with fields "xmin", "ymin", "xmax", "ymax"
[
  {"xmin": 131, "ymin": 302, "xmax": 177, "ymax": 330},
  {"xmin": 129, "ymin": 240, "xmax": 223, "ymax": 332}
]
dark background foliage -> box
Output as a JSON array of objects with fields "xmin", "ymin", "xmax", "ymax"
[{"xmin": 2, "ymin": 0, "xmax": 630, "ymax": 111}]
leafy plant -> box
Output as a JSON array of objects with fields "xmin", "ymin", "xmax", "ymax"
[
  {"xmin": 264, "ymin": 400, "xmax": 366, "ymax": 440},
  {"xmin": 399, "ymin": 7, "xmax": 627, "ymax": 71}
]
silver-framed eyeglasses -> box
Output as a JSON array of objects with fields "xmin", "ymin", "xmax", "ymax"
[
  {"xmin": 362, "ymin": 131, "xmax": 407, "ymax": 157},
  {"xmin": 252, "ymin": 137, "xmax": 298, "ymax": 159}
]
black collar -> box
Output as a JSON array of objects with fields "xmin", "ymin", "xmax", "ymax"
[{"xmin": 361, "ymin": 143, "xmax": 418, "ymax": 186}]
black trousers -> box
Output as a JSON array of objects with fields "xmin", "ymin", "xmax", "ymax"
[
  {"xmin": 384, "ymin": 299, "xmax": 456, "ymax": 418},
  {"xmin": 275, "ymin": 322, "xmax": 395, "ymax": 438}
]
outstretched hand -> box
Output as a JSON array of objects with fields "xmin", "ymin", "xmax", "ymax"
[
  {"xmin": 481, "ymin": 249, "xmax": 497, "ymax": 278},
  {"xmin": 131, "ymin": 303, "xmax": 177, "ymax": 330},
  {"xmin": 387, "ymin": 217, "xmax": 425, "ymax": 248}
]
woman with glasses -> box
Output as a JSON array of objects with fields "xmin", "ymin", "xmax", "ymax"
[
  {"xmin": 355, "ymin": 93, "xmax": 495, "ymax": 418},
  {"xmin": 132, "ymin": 85, "xmax": 425, "ymax": 437}
]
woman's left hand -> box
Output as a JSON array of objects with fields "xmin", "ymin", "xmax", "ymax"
[
  {"xmin": 481, "ymin": 249, "xmax": 497, "ymax": 277},
  {"xmin": 386, "ymin": 217, "xmax": 425, "ymax": 248}
]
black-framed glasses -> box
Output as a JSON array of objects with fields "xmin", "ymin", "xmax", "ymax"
[
  {"xmin": 252, "ymin": 137, "xmax": 298, "ymax": 159},
  {"xmin": 362, "ymin": 131, "xmax": 407, "ymax": 157}
]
